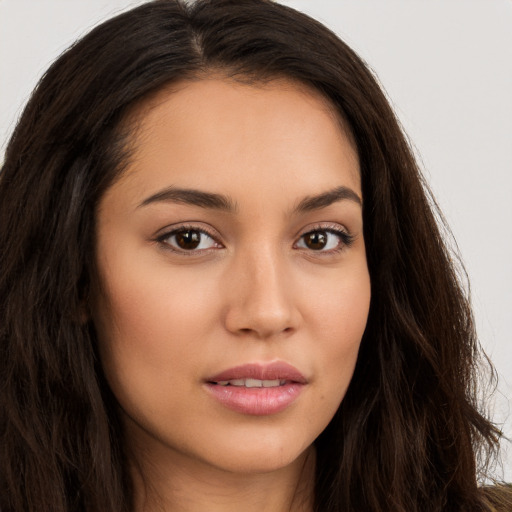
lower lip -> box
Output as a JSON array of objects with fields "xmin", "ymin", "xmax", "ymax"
[{"xmin": 204, "ymin": 382, "xmax": 304, "ymax": 415}]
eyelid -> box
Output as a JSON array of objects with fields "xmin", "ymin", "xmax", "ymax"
[
  {"xmin": 153, "ymin": 221, "xmax": 355, "ymax": 255},
  {"xmin": 294, "ymin": 222, "xmax": 355, "ymax": 252},
  {"xmin": 155, "ymin": 223, "xmax": 224, "ymax": 253}
]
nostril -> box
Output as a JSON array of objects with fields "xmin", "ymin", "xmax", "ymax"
[{"xmin": 235, "ymin": 325, "xmax": 295, "ymax": 338}]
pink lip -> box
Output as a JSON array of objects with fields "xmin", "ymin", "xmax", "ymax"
[
  {"xmin": 204, "ymin": 362, "xmax": 307, "ymax": 416},
  {"xmin": 207, "ymin": 362, "xmax": 307, "ymax": 384}
]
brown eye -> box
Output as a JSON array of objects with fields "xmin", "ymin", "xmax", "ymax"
[
  {"xmin": 160, "ymin": 228, "xmax": 219, "ymax": 252},
  {"xmin": 296, "ymin": 228, "xmax": 353, "ymax": 252},
  {"xmin": 303, "ymin": 231, "xmax": 328, "ymax": 250},
  {"xmin": 175, "ymin": 230, "xmax": 201, "ymax": 250}
]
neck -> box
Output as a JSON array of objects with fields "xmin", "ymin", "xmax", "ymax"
[{"xmin": 129, "ymin": 443, "xmax": 316, "ymax": 512}]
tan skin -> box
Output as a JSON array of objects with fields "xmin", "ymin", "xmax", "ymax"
[{"xmin": 92, "ymin": 78, "xmax": 371, "ymax": 512}]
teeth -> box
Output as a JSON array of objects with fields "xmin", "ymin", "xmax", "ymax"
[
  {"xmin": 215, "ymin": 379, "xmax": 286, "ymax": 387},
  {"xmin": 246, "ymin": 378, "xmax": 263, "ymax": 388},
  {"xmin": 262, "ymin": 379, "xmax": 283, "ymax": 388},
  {"xmin": 228, "ymin": 379, "xmax": 245, "ymax": 387}
]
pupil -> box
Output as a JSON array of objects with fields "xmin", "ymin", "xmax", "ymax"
[
  {"xmin": 176, "ymin": 230, "xmax": 201, "ymax": 249},
  {"xmin": 306, "ymin": 231, "xmax": 327, "ymax": 250}
]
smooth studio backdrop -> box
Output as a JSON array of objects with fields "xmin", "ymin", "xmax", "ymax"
[{"xmin": 1, "ymin": 0, "xmax": 511, "ymax": 480}]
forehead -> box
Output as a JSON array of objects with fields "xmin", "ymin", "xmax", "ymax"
[
  {"xmin": 131, "ymin": 74, "xmax": 352, "ymax": 136},
  {"xmin": 108, "ymin": 77, "xmax": 360, "ymax": 209}
]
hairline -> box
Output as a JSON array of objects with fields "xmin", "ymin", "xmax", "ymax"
[{"xmin": 109, "ymin": 68, "xmax": 360, "ymax": 192}]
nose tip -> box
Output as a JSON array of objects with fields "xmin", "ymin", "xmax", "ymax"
[
  {"xmin": 225, "ymin": 304, "xmax": 297, "ymax": 340},
  {"xmin": 233, "ymin": 314, "xmax": 295, "ymax": 339},
  {"xmin": 223, "ymin": 255, "xmax": 299, "ymax": 339}
]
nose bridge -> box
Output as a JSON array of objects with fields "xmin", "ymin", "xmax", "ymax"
[{"xmin": 223, "ymin": 241, "xmax": 298, "ymax": 338}]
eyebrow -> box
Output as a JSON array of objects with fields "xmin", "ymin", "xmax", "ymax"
[
  {"xmin": 293, "ymin": 186, "xmax": 362, "ymax": 213},
  {"xmin": 138, "ymin": 185, "xmax": 361, "ymax": 213},
  {"xmin": 138, "ymin": 186, "xmax": 237, "ymax": 212}
]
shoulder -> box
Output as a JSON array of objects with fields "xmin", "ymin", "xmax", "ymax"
[{"xmin": 481, "ymin": 483, "xmax": 512, "ymax": 512}]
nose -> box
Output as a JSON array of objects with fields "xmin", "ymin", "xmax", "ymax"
[{"xmin": 223, "ymin": 247, "xmax": 300, "ymax": 339}]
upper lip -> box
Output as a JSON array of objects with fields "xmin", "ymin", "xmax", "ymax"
[{"xmin": 207, "ymin": 361, "xmax": 307, "ymax": 384}]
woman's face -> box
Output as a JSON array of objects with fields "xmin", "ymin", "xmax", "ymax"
[{"xmin": 92, "ymin": 78, "xmax": 371, "ymax": 475}]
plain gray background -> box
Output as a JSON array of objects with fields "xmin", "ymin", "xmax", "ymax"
[{"xmin": 1, "ymin": 0, "xmax": 510, "ymax": 480}]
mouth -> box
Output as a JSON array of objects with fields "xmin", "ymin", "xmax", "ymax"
[
  {"xmin": 205, "ymin": 362, "xmax": 307, "ymax": 415},
  {"xmin": 207, "ymin": 361, "xmax": 307, "ymax": 385},
  {"xmin": 212, "ymin": 378, "xmax": 288, "ymax": 388}
]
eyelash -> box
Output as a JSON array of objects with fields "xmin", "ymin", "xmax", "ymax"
[
  {"xmin": 156, "ymin": 223, "xmax": 355, "ymax": 255},
  {"xmin": 156, "ymin": 224, "xmax": 221, "ymax": 255},
  {"xmin": 295, "ymin": 225, "xmax": 355, "ymax": 254}
]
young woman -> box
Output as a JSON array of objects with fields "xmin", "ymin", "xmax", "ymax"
[{"xmin": 0, "ymin": 1, "xmax": 510, "ymax": 511}]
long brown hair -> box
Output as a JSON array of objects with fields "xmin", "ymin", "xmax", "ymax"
[{"xmin": 0, "ymin": 1, "xmax": 510, "ymax": 511}]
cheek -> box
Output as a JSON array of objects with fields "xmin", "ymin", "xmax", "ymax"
[
  {"xmin": 95, "ymin": 247, "xmax": 221, "ymax": 337},
  {"xmin": 91, "ymin": 269, "xmax": 218, "ymax": 432},
  {"xmin": 303, "ymin": 259, "xmax": 370, "ymax": 338},
  {"xmin": 91, "ymin": 255, "xmax": 224, "ymax": 396},
  {"xmin": 303, "ymin": 264, "xmax": 370, "ymax": 402}
]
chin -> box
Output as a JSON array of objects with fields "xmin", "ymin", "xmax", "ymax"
[{"xmin": 193, "ymin": 427, "xmax": 315, "ymax": 475}]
